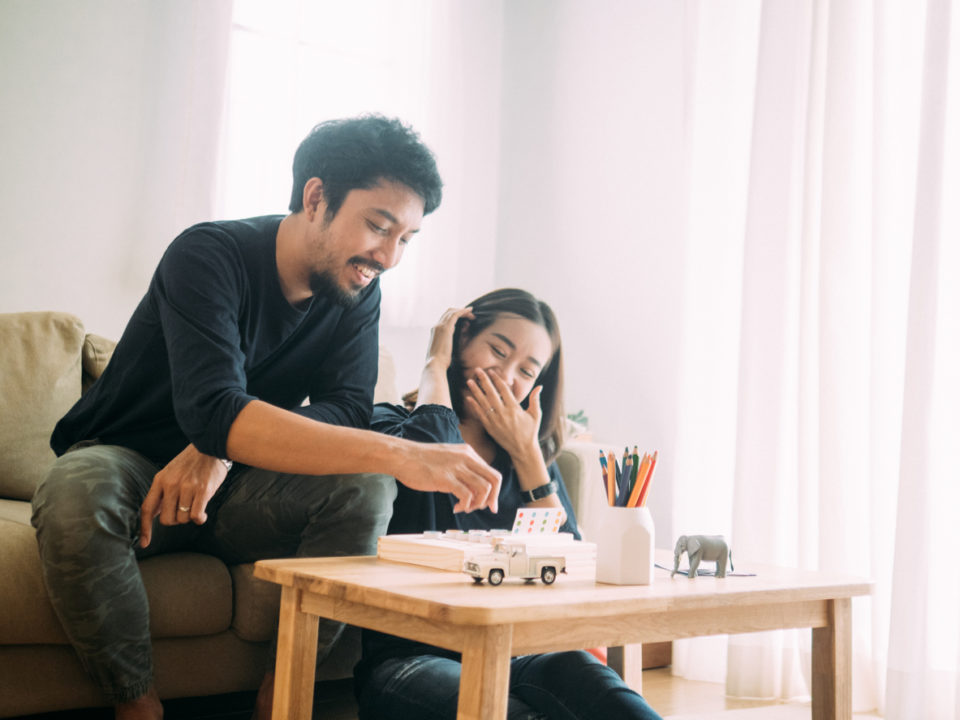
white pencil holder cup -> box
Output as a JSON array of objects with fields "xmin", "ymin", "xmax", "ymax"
[{"xmin": 594, "ymin": 506, "xmax": 655, "ymax": 585}]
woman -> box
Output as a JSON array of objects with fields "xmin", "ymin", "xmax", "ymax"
[{"xmin": 354, "ymin": 288, "xmax": 662, "ymax": 720}]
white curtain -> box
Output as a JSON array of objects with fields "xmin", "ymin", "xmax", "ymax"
[{"xmin": 672, "ymin": 1, "xmax": 960, "ymax": 717}]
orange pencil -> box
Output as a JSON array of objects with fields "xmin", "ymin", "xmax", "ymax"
[
  {"xmin": 626, "ymin": 453, "xmax": 650, "ymax": 507},
  {"xmin": 637, "ymin": 450, "xmax": 658, "ymax": 506},
  {"xmin": 606, "ymin": 451, "xmax": 617, "ymax": 506}
]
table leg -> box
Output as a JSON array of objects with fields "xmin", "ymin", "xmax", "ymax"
[
  {"xmin": 272, "ymin": 586, "xmax": 319, "ymax": 720},
  {"xmin": 457, "ymin": 624, "xmax": 513, "ymax": 720},
  {"xmin": 607, "ymin": 644, "xmax": 644, "ymax": 693},
  {"xmin": 811, "ymin": 597, "xmax": 852, "ymax": 720}
]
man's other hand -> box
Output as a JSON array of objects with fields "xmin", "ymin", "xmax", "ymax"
[
  {"xmin": 395, "ymin": 442, "xmax": 502, "ymax": 514},
  {"xmin": 139, "ymin": 444, "xmax": 229, "ymax": 547}
]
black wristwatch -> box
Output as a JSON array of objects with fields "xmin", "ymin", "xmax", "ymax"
[{"xmin": 520, "ymin": 479, "xmax": 558, "ymax": 503}]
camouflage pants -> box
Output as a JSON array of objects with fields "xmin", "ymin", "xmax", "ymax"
[{"xmin": 31, "ymin": 443, "xmax": 396, "ymax": 704}]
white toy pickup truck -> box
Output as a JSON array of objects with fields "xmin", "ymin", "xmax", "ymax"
[{"xmin": 463, "ymin": 541, "xmax": 566, "ymax": 585}]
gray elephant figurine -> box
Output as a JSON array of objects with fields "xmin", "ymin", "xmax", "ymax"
[{"xmin": 671, "ymin": 535, "xmax": 733, "ymax": 578}]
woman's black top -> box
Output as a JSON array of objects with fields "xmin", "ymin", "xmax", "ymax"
[{"xmin": 354, "ymin": 402, "xmax": 581, "ymax": 690}]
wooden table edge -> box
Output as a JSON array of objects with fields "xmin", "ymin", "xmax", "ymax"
[{"xmin": 254, "ymin": 557, "xmax": 873, "ymax": 628}]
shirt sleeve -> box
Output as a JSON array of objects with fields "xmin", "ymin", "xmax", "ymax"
[
  {"xmin": 151, "ymin": 228, "xmax": 255, "ymax": 458},
  {"xmin": 370, "ymin": 403, "xmax": 463, "ymax": 444},
  {"xmin": 291, "ymin": 282, "xmax": 380, "ymax": 429}
]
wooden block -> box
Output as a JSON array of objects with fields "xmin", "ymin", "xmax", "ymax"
[{"xmin": 377, "ymin": 531, "xmax": 597, "ymax": 578}]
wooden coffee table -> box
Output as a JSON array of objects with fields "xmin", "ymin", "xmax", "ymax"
[{"xmin": 254, "ymin": 551, "xmax": 870, "ymax": 720}]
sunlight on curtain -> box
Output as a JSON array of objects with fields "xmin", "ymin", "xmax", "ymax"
[
  {"xmin": 886, "ymin": 0, "xmax": 960, "ymax": 716},
  {"xmin": 670, "ymin": 0, "xmax": 760, "ymax": 684},
  {"xmin": 216, "ymin": 0, "xmax": 498, "ymax": 328},
  {"xmin": 671, "ymin": 0, "xmax": 764, "ymax": 688},
  {"xmin": 672, "ymin": 0, "xmax": 960, "ymax": 716}
]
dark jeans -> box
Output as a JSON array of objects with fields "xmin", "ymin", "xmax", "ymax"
[
  {"xmin": 356, "ymin": 650, "xmax": 663, "ymax": 720},
  {"xmin": 31, "ymin": 444, "xmax": 396, "ymax": 703}
]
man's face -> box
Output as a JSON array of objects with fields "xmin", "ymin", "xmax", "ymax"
[{"xmin": 307, "ymin": 179, "xmax": 425, "ymax": 306}]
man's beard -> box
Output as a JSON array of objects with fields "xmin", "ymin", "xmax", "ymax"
[{"xmin": 308, "ymin": 269, "xmax": 362, "ymax": 309}]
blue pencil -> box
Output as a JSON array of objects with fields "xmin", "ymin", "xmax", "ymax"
[
  {"xmin": 598, "ymin": 450, "xmax": 610, "ymax": 498},
  {"xmin": 618, "ymin": 455, "xmax": 633, "ymax": 506}
]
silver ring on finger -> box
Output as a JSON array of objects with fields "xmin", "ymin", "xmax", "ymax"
[
  {"xmin": 178, "ymin": 505, "xmax": 191, "ymax": 513},
  {"xmin": 488, "ymin": 407, "xmax": 496, "ymax": 413}
]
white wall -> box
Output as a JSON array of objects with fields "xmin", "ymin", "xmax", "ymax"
[
  {"xmin": 495, "ymin": 0, "xmax": 686, "ymax": 540},
  {"xmin": 0, "ymin": 0, "xmax": 231, "ymax": 339},
  {"xmin": 1, "ymin": 0, "xmax": 684, "ymax": 539}
]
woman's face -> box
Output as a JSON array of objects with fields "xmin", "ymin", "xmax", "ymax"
[{"xmin": 459, "ymin": 313, "xmax": 553, "ymax": 411}]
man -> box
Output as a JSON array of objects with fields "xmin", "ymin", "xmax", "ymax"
[{"xmin": 31, "ymin": 116, "xmax": 501, "ymax": 720}]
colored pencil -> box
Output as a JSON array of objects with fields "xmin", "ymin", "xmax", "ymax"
[
  {"xmin": 637, "ymin": 450, "xmax": 658, "ymax": 507},
  {"xmin": 618, "ymin": 455, "xmax": 633, "ymax": 506},
  {"xmin": 606, "ymin": 451, "xmax": 617, "ymax": 506},
  {"xmin": 626, "ymin": 453, "xmax": 650, "ymax": 507},
  {"xmin": 598, "ymin": 450, "xmax": 609, "ymax": 497}
]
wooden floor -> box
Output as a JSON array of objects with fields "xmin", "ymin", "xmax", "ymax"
[
  {"xmin": 643, "ymin": 667, "xmax": 881, "ymax": 719},
  {"xmin": 14, "ymin": 667, "xmax": 881, "ymax": 719},
  {"xmin": 644, "ymin": 667, "xmax": 792, "ymax": 716},
  {"xmin": 308, "ymin": 666, "xmax": 883, "ymax": 720}
]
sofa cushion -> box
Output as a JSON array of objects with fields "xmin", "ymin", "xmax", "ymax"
[
  {"xmin": 142, "ymin": 553, "xmax": 234, "ymax": 639},
  {"xmin": 229, "ymin": 563, "xmax": 281, "ymax": 642},
  {"xmin": 230, "ymin": 562, "xmax": 359, "ymax": 679},
  {"xmin": 0, "ymin": 518, "xmax": 234, "ymax": 644},
  {"xmin": 0, "ymin": 498, "xmax": 32, "ymax": 525},
  {"xmin": 0, "ymin": 518, "xmax": 67, "ymax": 644},
  {"xmin": 0, "ymin": 312, "xmax": 85, "ymax": 501}
]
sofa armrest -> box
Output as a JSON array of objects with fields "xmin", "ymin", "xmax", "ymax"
[
  {"xmin": 81, "ymin": 333, "xmax": 116, "ymax": 393},
  {"xmin": 556, "ymin": 440, "xmax": 616, "ymax": 543}
]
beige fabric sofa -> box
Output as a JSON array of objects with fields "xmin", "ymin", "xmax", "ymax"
[{"xmin": 0, "ymin": 311, "xmax": 596, "ymax": 717}]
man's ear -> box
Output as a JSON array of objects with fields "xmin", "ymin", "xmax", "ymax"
[{"xmin": 302, "ymin": 177, "xmax": 325, "ymax": 219}]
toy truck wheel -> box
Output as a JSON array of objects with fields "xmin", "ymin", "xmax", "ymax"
[
  {"xmin": 488, "ymin": 568, "xmax": 504, "ymax": 586},
  {"xmin": 472, "ymin": 576, "xmax": 483, "ymax": 584},
  {"xmin": 540, "ymin": 567, "xmax": 557, "ymax": 585}
]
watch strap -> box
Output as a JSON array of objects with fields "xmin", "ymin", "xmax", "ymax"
[{"xmin": 520, "ymin": 479, "xmax": 558, "ymax": 503}]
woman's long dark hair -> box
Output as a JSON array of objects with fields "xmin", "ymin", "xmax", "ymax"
[{"xmin": 420, "ymin": 288, "xmax": 565, "ymax": 464}]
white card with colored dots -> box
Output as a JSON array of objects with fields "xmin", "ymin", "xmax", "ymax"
[{"xmin": 512, "ymin": 508, "xmax": 564, "ymax": 535}]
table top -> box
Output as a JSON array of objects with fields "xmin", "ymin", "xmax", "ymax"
[{"xmin": 254, "ymin": 550, "xmax": 872, "ymax": 627}]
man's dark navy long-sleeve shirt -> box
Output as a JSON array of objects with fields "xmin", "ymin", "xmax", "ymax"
[{"xmin": 52, "ymin": 215, "xmax": 380, "ymax": 467}]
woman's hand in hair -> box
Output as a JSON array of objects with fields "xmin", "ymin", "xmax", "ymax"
[
  {"xmin": 417, "ymin": 306, "xmax": 474, "ymax": 408},
  {"xmin": 425, "ymin": 306, "xmax": 474, "ymax": 369},
  {"xmin": 465, "ymin": 368, "xmax": 543, "ymax": 463}
]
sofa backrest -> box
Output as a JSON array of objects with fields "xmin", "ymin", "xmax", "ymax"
[
  {"xmin": 0, "ymin": 311, "xmax": 401, "ymax": 502},
  {"xmin": 0, "ymin": 312, "xmax": 87, "ymax": 501}
]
